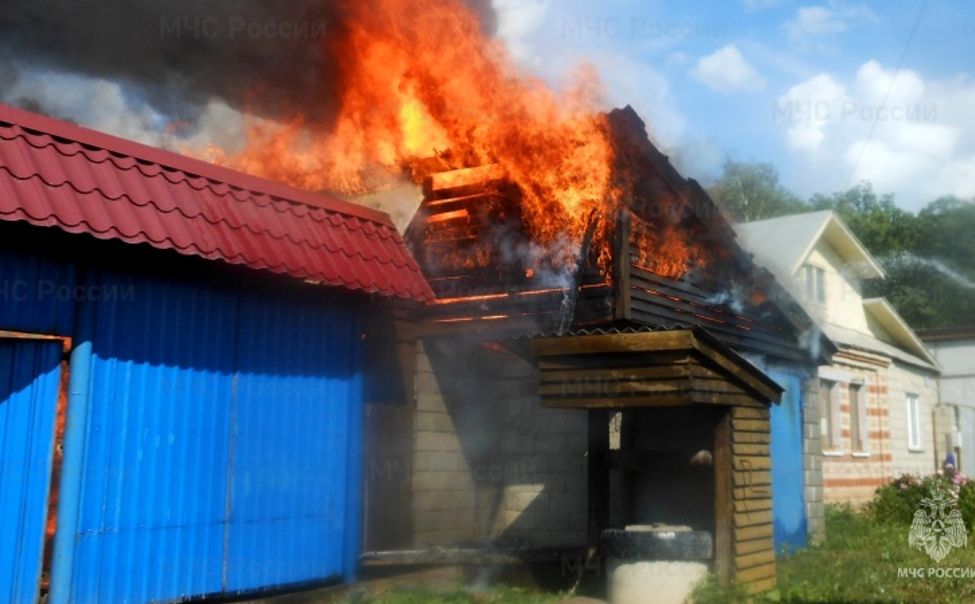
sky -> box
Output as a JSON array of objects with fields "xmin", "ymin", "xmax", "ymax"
[
  {"xmin": 3, "ymin": 0, "xmax": 973, "ymax": 212},
  {"xmin": 493, "ymin": 0, "xmax": 975, "ymax": 211}
]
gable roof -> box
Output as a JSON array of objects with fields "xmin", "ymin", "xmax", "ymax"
[
  {"xmin": 862, "ymin": 298, "xmax": 938, "ymax": 367},
  {"xmin": 0, "ymin": 103, "xmax": 434, "ymax": 302},
  {"xmin": 735, "ymin": 210, "xmax": 884, "ymax": 280}
]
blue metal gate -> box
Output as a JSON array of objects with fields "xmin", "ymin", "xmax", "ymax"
[
  {"xmin": 50, "ymin": 271, "xmax": 364, "ymax": 603},
  {"xmin": 0, "ymin": 340, "xmax": 63, "ymax": 604},
  {"xmin": 769, "ymin": 370, "xmax": 807, "ymax": 551}
]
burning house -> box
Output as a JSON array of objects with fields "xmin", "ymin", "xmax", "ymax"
[
  {"xmin": 0, "ymin": 1, "xmax": 842, "ymax": 600},
  {"xmin": 354, "ymin": 106, "xmax": 830, "ymax": 598}
]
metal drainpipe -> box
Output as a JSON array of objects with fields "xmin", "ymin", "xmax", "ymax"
[{"xmin": 48, "ymin": 310, "xmax": 95, "ymax": 604}]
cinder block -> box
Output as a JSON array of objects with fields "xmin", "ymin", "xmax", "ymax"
[
  {"xmin": 414, "ymin": 430, "xmax": 462, "ymax": 453},
  {"xmin": 415, "ymin": 411, "xmax": 455, "ymax": 433}
]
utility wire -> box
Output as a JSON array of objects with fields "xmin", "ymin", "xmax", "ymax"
[{"xmin": 845, "ymin": 0, "xmax": 929, "ymax": 189}]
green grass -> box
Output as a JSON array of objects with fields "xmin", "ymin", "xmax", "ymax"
[
  {"xmin": 339, "ymin": 585, "xmax": 564, "ymax": 604},
  {"xmin": 694, "ymin": 505, "xmax": 975, "ymax": 604}
]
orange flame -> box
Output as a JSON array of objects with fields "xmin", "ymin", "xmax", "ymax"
[{"xmin": 207, "ymin": 0, "xmax": 618, "ymax": 254}]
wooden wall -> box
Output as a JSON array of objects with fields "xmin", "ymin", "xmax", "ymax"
[{"xmin": 730, "ymin": 405, "xmax": 776, "ymax": 593}]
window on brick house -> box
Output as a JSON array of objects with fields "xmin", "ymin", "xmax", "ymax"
[
  {"xmin": 849, "ymin": 383, "xmax": 867, "ymax": 452},
  {"xmin": 820, "ymin": 379, "xmax": 838, "ymax": 449},
  {"xmin": 906, "ymin": 393, "xmax": 922, "ymax": 450}
]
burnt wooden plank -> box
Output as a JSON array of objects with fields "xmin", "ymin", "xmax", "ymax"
[{"xmin": 613, "ymin": 209, "xmax": 632, "ymax": 321}]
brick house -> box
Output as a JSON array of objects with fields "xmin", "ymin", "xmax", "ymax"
[{"xmin": 736, "ymin": 211, "xmax": 941, "ymax": 504}]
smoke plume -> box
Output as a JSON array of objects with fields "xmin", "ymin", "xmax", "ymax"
[{"xmin": 0, "ymin": 0, "xmax": 496, "ymax": 130}]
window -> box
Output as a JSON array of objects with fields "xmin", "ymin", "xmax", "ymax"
[
  {"xmin": 849, "ymin": 384, "xmax": 867, "ymax": 452},
  {"xmin": 906, "ymin": 393, "xmax": 922, "ymax": 451},
  {"xmin": 804, "ymin": 265, "xmax": 826, "ymax": 304},
  {"xmin": 820, "ymin": 379, "xmax": 838, "ymax": 450}
]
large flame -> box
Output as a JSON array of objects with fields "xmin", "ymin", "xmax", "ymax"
[{"xmin": 208, "ymin": 0, "xmax": 618, "ymax": 254}]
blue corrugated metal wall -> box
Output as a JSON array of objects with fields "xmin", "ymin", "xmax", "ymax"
[
  {"xmin": 48, "ymin": 269, "xmax": 365, "ymax": 603},
  {"xmin": 0, "ymin": 340, "xmax": 63, "ymax": 604},
  {"xmin": 57, "ymin": 271, "xmax": 240, "ymax": 603},
  {"xmin": 0, "ymin": 250, "xmax": 370, "ymax": 604},
  {"xmin": 0, "ymin": 250, "xmax": 76, "ymax": 334},
  {"xmin": 227, "ymin": 291, "xmax": 362, "ymax": 591}
]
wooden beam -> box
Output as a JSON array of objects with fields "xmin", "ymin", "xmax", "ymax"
[
  {"xmin": 713, "ymin": 409, "xmax": 733, "ymax": 583},
  {"xmin": 530, "ymin": 331, "xmax": 696, "ymax": 357}
]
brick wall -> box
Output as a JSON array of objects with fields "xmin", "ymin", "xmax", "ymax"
[
  {"xmin": 820, "ymin": 362, "xmax": 892, "ymax": 504},
  {"xmin": 818, "ymin": 356, "xmax": 940, "ymax": 505},
  {"xmin": 885, "ymin": 361, "xmax": 940, "ymax": 477}
]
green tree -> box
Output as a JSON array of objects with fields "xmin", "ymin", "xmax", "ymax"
[
  {"xmin": 808, "ymin": 182, "xmax": 917, "ymax": 257},
  {"xmin": 709, "ymin": 161, "xmax": 806, "ymax": 222}
]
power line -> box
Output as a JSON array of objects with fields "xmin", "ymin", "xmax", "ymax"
[{"xmin": 845, "ymin": 0, "xmax": 929, "ymax": 189}]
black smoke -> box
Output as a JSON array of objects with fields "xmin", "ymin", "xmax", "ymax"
[{"xmin": 0, "ymin": 0, "xmax": 496, "ymax": 127}]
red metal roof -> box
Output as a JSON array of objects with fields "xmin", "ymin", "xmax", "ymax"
[{"xmin": 0, "ymin": 103, "xmax": 433, "ymax": 302}]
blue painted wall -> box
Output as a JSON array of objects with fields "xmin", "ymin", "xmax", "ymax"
[
  {"xmin": 0, "ymin": 247, "xmax": 365, "ymax": 604},
  {"xmin": 768, "ymin": 369, "xmax": 808, "ymax": 552}
]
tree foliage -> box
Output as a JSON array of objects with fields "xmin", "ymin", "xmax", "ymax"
[{"xmin": 710, "ymin": 162, "xmax": 975, "ymax": 329}]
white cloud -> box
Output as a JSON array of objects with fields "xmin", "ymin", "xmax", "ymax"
[
  {"xmin": 691, "ymin": 45, "xmax": 766, "ymax": 94},
  {"xmin": 785, "ymin": 2, "xmax": 877, "ymax": 53},
  {"xmin": 777, "ymin": 61, "xmax": 975, "ymax": 209},
  {"xmin": 778, "ymin": 73, "xmax": 847, "ymax": 152}
]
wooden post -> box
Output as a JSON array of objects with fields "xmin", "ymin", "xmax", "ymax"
[
  {"xmin": 612, "ymin": 209, "xmax": 632, "ymax": 322},
  {"xmin": 588, "ymin": 409, "xmax": 611, "ymax": 547},
  {"xmin": 713, "ymin": 408, "xmax": 734, "ymax": 582}
]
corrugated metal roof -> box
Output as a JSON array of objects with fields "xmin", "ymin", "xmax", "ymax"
[{"xmin": 0, "ymin": 103, "xmax": 433, "ymax": 302}]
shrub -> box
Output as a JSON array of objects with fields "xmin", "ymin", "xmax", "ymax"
[{"xmin": 869, "ymin": 471, "xmax": 975, "ymax": 530}]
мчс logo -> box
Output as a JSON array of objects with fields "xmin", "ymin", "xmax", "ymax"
[{"xmin": 908, "ymin": 484, "xmax": 968, "ymax": 562}]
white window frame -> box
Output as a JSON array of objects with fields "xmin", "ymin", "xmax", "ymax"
[
  {"xmin": 906, "ymin": 393, "xmax": 923, "ymax": 451},
  {"xmin": 803, "ymin": 264, "xmax": 827, "ymax": 305}
]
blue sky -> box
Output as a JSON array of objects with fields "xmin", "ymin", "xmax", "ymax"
[
  {"xmin": 5, "ymin": 1, "xmax": 972, "ymax": 212},
  {"xmin": 493, "ymin": 0, "xmax": 975, "ymax": 211}
]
